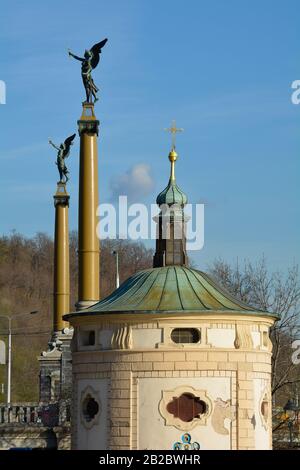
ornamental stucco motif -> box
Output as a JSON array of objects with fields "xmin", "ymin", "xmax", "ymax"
[{"xmin": 111, "ymin": 325, "xmax": 133, "ymax": 350}]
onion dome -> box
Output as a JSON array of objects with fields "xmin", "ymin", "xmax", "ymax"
[{"xmin": 156, "ymin": 149, "xmax": 188, "ymax": 207}]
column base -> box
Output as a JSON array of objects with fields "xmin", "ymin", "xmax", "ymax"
[{"xmin": 75, "ymin": 300, "xmax": 99, "ymax": 311}]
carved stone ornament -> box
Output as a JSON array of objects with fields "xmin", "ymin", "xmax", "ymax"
[
  {"xmin": 234, "ymin": 324, "xmax": 253, "ymax": 349},
  {"xmin": 159, "ymin": 386, "xmax": 212, "ymax": 431},
  {"xmin": 111, "ymin": 325, "xmax": 132, "ymax": 350},
  {"xmin": 41, "ymin": 332, "xmax": 63, "ymax": 357},
  {"xmin": 262, "ymin": 330, "xmax": 273, "ymax": 352}
]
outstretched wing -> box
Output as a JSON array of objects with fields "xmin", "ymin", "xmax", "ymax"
[
  {"xmin": 62, "ymin": 133, "xmax": 76, "ymax": 158},
  {"xmin": 90, "ymin": 38, "xmax": 108, "ymax": 69}
]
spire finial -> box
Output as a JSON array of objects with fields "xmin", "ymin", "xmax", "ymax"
[
  {"xmin": 164, "ymin": 120, "xmax": 184, "ymax": 151},
  {"xmin": 164, "ymin": 120, "xmax": 184, "ymax": 181}
]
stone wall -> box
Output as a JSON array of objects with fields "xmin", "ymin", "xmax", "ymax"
[
  {"xmin": 0, "ymin": 401, "xmax": 71, "ymax": 450},
  {"xmin": 71, "ymin": 315, "xmax": 274, "ymax": 450},
  {"xmin": 0, "ymin": 424, "xmax": 71, "ymax": 450}
]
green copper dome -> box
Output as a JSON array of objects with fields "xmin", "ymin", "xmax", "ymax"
[
  {"xmin": 65, "ymin": 266, "xmax": 279, "ymax": 319},
  {"xmin": 156, "ymin": 180, "xmax": 188, "ymax": 206}
]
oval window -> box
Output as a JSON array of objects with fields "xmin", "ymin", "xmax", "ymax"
[{"xmin": 171, "ymin": 328, "xmax": 200, "ymax": 344}]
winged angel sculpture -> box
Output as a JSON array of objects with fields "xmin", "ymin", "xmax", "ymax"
[
  {"xmin": 49, "ymin": 134, "xmax": 76, "ymax": 184},
  {"xmin": 68, "ymin": 38, "xmax": 108, "ymax": 103}
]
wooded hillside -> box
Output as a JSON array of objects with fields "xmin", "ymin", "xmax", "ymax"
[{"xmin": 0, "ymin": 232, "xmax": 153, "ymax": 402}]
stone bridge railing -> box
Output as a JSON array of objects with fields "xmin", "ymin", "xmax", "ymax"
[
  {"xmin": 0, "ymin": 401, "xmax": 71, "ymax": 426},
  {"xmin": 0, "ymin": 403, "xmax": 40, "ymax": 425}
]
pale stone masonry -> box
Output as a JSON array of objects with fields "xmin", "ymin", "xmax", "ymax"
[{"xmin": 68, "ymin": 314, "xmax": 275, "ymax": 450}]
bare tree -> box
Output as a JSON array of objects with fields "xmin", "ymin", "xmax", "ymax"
[
  {"xmin": 209, "ymin": 257, "xmax": 300, "ymax": 404},
  {"xmin": 0, "ymin": 232, "xmax": 153, "ymax": 402}
]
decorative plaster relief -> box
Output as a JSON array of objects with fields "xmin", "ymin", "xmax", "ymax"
[
  {"xmin": 262, "ymin": 330, "xmax": 273, "ymax": 352},
  {"xmin": 159, "ymin": 385, "xmax": 212, "ymax": 431},
  {"xmin": 234, "ymin": 324, "xmax": 253, "ymax": 349},
  {"xmin": 111, "ymin": 325, "xmax": 132, "ymax": 350},
  {"xmin": 211, "ymin": 398, "xmax": 236, "ymax": 435}
]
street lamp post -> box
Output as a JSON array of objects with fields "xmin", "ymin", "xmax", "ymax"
[
  {"xmin": 7, "ymin": 316, "xmax": 11, "ymax": 405},
  {"xmin": 0, "ymin": 310, "xmax": 38, "ymax": 405},
  {"xmin": 112, "ymin": 250, "xmax": 120, "ymax": 289},
  {"xmin": 283, "ymin": 398, "xmax": 299, "ymax": 447}
]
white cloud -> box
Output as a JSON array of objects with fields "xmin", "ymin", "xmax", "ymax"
[{"xmin": 110, "ymin": 163, "xmax": 154, "ymax": 202}]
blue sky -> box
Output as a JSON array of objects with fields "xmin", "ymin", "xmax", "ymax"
[{"xmin": 0, "ymin": 0, "xmax": 299, "ymax": 272}]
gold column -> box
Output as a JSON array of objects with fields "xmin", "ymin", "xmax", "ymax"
[
  {"xmin": 77, "ymin": 103, "xmax": 100, "ymax": 310},
  {"xmin": 53, "ymin": 183, "xmax": 70, "ymax": 331}
]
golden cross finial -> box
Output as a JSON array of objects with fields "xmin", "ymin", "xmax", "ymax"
[{"xmin": 164, "ymin": 120, "xmax": 184, "ymax": 150}]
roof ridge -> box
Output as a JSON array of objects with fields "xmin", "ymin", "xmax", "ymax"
[
  {"xmin": 196, "ymin": 269, "xmax": 254, "ymax": 311},
  {"xmin": 188, "ymin": 268, "xmax": 234, "ymax": 310},
  {"xmin": 180, "ymin": 266, "xmax": 207, "ymax": 309},
  {"xmin": 174, "ymin": 266, "xmax": 184, "ymax": 310},
  {"xmin": 134, "ymin": 269, "xmax": 161, "ymax": 308},
  {"xmin": 157, "ymin": 266, "xmax": 171, "ymax": 310}
]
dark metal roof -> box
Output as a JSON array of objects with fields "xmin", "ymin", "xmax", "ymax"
[
  {"xmin": 65, "ymin": 266, "xmax": 279, "ymax": 320},
  {"xmin": 156, "ymin": 180, "xmax": 188, "ymax": 206}
]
